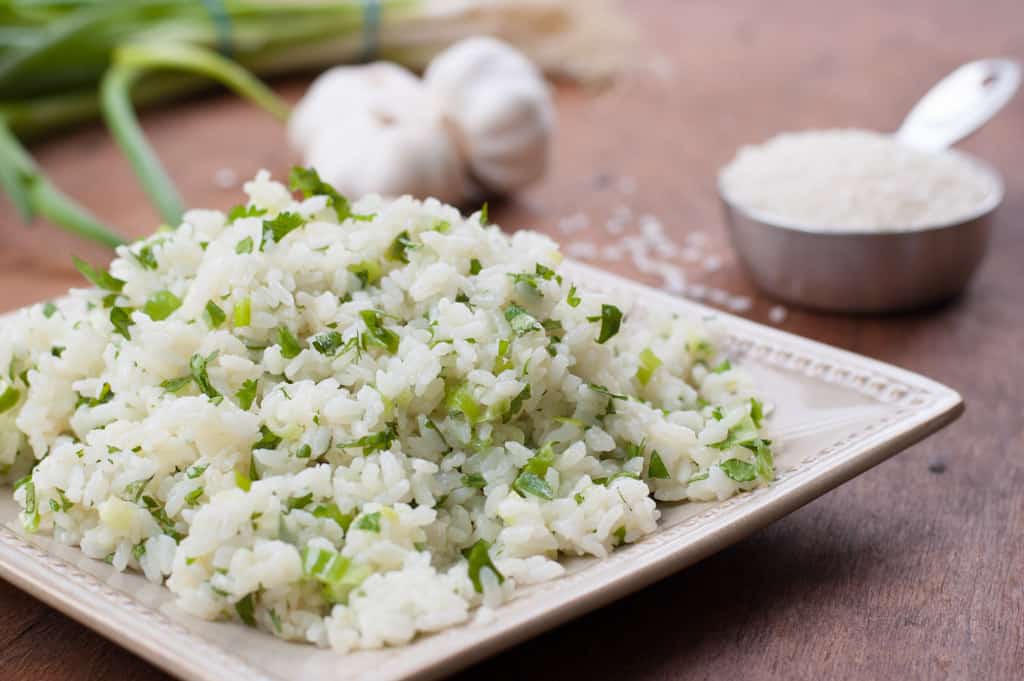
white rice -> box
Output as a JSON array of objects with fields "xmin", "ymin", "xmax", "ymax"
[
  {"xmin": 0, "ymin": 170, "xmax": 775, "ymax": 653},
  {"xmin": 719, "ymin": 129, "xmax": 999, "ymax": 231}
]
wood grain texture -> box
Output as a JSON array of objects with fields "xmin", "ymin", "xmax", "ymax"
[{"xmin": 1, "ymin": 0, "xmax": 1022, "ymax": 678}]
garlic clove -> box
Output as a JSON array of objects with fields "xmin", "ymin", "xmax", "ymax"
[
  {"xmin": 425, "ymin": 36, "xmax": 555, "ymax": 194},
  {"xmin": 288, "ymin": 62, "xmax": 425, "ymax": 157}
]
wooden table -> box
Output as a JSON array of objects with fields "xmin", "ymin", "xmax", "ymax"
[{"xmin": 2, "ymin": 1, "xmax": 1022, "ymax": 678}]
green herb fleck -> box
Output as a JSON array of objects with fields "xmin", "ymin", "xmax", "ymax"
[
  {"xmin": 504, "ymin": 304, "xmax": 541, "ymax": 335},
  {"xmin": 235, "ymin": 379, "xmax": 258, "ymax": 410},
  {"xmin": 277, "ymin": 326, "xmax": 302, "ymax": 359},
  {"xmin": 235, "ymin": 593, "xmax": 256, "ymax": 626},
  {"xmin": 72, "ymin": 256, "xmax": 124, "ymax": 292},
  {"xmin": 720, "ymin": 458, "xmax": 758, "ymax": 482},
  {"xmin": 204, "ymin": 300, "xmax": 226, "ymax": 328},
  {"xmin": 109, "ymin": 306, "xmax": 134, "ymax": 340},
  {"xmin": 465, "ymin": 539, "xmax": 504, "ymax": 593},
  {"xmin": 261, "ymin": 212, "xmax": 304, "ymax": 250},
  {"xmin": 233, "ymin": 297, "xmax": 251, "ymax": 327},
  {"xmin": 462, "ymin": 473, "xmax": 486, "ymax": 489},
  {"xmin": 588, "ymin": 304, "xmax": 622, "ymax": 344},
  {"xmin": 386, "ymin": 231, "xmax": 418, "ymax": 263},
  {"xmin": 142, "ymin": 290, "xmax": 181, "ymax": 321},
  {"xmin": 190, "ymin": 352, "xmax": 220, "ymax": 398},
  {"xmin": 648, "ymin": 451, "xmax": 670, "ymax": 479},
  {"xmin": 566, "ymin": 285, "xmax": 581, "ymax": 307},
  {"xmin": 235, "ymin": 236, "xmax": 254, "ymax": 254},
  {"xmin": 355, "ymin": 512, "xmax": 381, "ymax": 533},
  {"xmin": 512, "ymin": 471, "xmax": 554, "ymax": 500}
]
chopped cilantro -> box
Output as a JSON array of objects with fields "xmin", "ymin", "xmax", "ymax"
[
  {"xmin": 235, "ymin": 593, "xmax": 256, "ymax": 626},
  {"xmin": 235, "ymin": 379, "xmax": 258, "ymax": 410},
  {"xmin": 504, "ymin": 304, "xmax": 541, "ymax": 335},
  {"xmin": 465, "ymin": 539, "xmax": 504, "ymax": 593},
  {"xmin": 260, "ymin": 212, "xmax": 304, "ymax": 250},
  {"xmin": 109, "ymin": 306, "xmax": 134, "ymax": 339},
  {"xmin": 235, "ymin": 236, "xmax": 254, "ymax": 254},
  {"xmin": 512, "ymin": 471, "xmax": 553, "ymax": 500},
  {"xmin": 186, "ymin": 463, "xmax": 208, "ymax": 479},
  {"xmin": 160, "ymin": 375, "xmax": 192, "ymax": 393},
  {"xmin": 0, "ymin": 383, "xmax": 20, "ymax": 413},
  {"xmin": 312, "ymin": 503, "xmax": 354, "ymax": 532},
  {"xmin": 648, "ymin": 451, "xmax": 671, "ymax": 479},
  {"xmin": 277, "ymin": 325, "xmax": 302, "ymax": 359},
  {"xmin": 469, "ymin": 258, "xmax": 482, "ymax": 275},
  {"xmin": 72, "ymin": 256, "xmax": 124, "ymax": 292},
  {"xmin": 184, "ymin": 486, "xmax": 204, "ymax": 506},
  {"xmin": 288, "ymin": 166, "xmax": 372, "ymax": 221},
  {"xmin": 713, "ymin": 359, "xmax": 732, "ymax": 373},
  {"xmin": 233, "ymin": 297, "xmax": 251, "ymax": 327},
  {"xmin": 42, "ymin": 301, "xmax": 58, "ymax": 318},
  {"xmin": 204, "ymin": 300, "xmax": 226, "ymax": 328},
  {"xmin": 588, "ymin": 304, "xmax": 622, "ymax": 344}
]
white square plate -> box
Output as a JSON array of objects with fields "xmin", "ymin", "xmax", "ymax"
[{"xmin": 0, "ymin": 262, "xmax": 962, "ymax": 681}]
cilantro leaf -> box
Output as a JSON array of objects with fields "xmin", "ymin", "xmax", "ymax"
[
  {"xmin": 648, "ymin": 451, "xmax": 670, "ymax": 479},
  {"xmin": 636, "ymin": 347, "xmax": 662, "ymax": 386},
  {"xmin": 465, "ymin": 539, "xmax": 504, "ymax": 593},
  {"xmin": 260, "ymin": 212, "xmax": 304, "ymax": 250},
  {"xmin": 588, "ymin": 304, "xmax": 622, "ymax": 344},
  {"xmin": 504, "ymin": 304, "xmax": 541, "ymax": 335},
  {"xmin": 235, "ymin": 379, "xmax": 258, "ymax": 410},
  {"xmin": 277, "ymin": 325, "xmax": 302, "ymax": 359},
  {"xmin": 566, "ymin": 285, "xmax": 581, "ymax": 307},
  {"xmin": 189, "ymin": 351, "xmax": 220, "ymax": 398},
  {"xmin": 109, "ymin": 306, "xmax": 134, "ymax": 339},
  {"xmin": 72, "ymin": 256, "xmax": 124, "ymax": 292},
  {"xmin": 312, "ymin": 331, "xmax": 344, "ymax": 356},
  {"xmin": 355, "ymin": 511, "xmax": 381, "ymax": 532},
  {"xmin": 512, "ymin": 471, "xmax": 554, "ymax": 500},
  {"xmin": 720, "ymin": 458, "xmax": 757, "ymax": 482}
]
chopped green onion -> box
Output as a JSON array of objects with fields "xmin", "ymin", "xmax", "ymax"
[
  {"xmin": 636, "ymin": 348, "xmax": 662, "ymax": 386},
  {"xmin": 253, "ymin": 424, "xmax": 282, "ymax": 451},
  {"xmin": 233, "ymin": 297, "xmax": 251, "ymax": 327},
  {"xmin": 142, "ymin": 289, "xmax": 181, "ymax": 321}
]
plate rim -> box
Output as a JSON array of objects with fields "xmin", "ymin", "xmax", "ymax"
[{"xmin": 0, "ymin": 263, "xmax": 963, "ymax": 681}]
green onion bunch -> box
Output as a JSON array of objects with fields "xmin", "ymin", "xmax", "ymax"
[{"xmin": 0, "ymin": 0, "xmax": 631, "ymax": 248}]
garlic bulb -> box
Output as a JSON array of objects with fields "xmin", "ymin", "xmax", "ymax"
[
  {"xmin": 288, "ymin": 37, "xmax": 554, "ymax": 204},
  {"xmin": 425, "ymin": 36, "xmax": 555, "ymax": 194}
]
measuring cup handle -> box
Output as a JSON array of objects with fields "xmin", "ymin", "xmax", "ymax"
[{"xmin": 896, "ymin": 59, "xmax": 1021, "ymax": 151}]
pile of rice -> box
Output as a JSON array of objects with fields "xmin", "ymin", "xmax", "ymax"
[
  {"xmin": 719, "ymin": 129, "xmax": 999, "ymax": 231},
  {"xmin": 0, "ymin": 170, "xmax": 774, "ymax": 652}
]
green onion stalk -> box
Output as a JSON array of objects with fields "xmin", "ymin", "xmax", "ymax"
[{"xmin": 0, "ymin": 0, "xmax": 631, "ymax": 247}]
